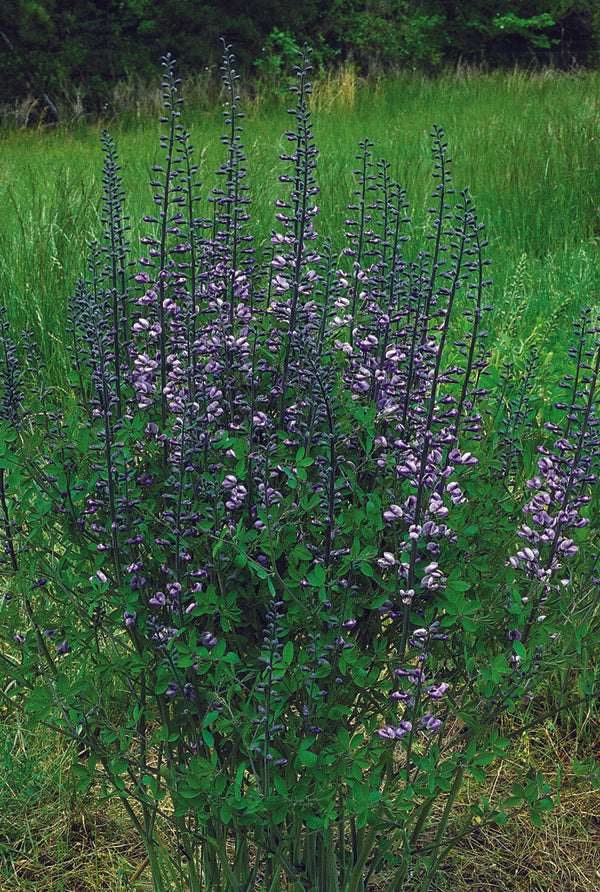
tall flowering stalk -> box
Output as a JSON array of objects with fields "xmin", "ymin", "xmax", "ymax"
[{"xmin": 507, "ymin": 309, "xmax": 600, "ymax": 643}]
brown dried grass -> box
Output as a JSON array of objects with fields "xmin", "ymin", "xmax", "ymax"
[{"xmin": 1, "ymin": 706, "xmax": 599, "ymax": 891}]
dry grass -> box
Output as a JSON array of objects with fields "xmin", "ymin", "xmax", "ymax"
[
  {"xmin": 0, "ymin": 735, "xmax": 147, "ymax": 891},
  {"xmin": 1, "ymin": 805, "xmax": 148, "ymax": 891},
  {"xmin": 440, "ymin": 710, "xmax": 600, "ymax": 892},
  {"xmin": 1, "ymin": 706, "xmax": 599, "ymax": 891},
  {"xmin": 309, "ymin": 64, "xmax": 358, "ymax": 115}
]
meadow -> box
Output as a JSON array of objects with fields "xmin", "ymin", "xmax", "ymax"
[
  {"xmin": 0, "ymin": 60, "xmax": 600, "ymax": 891},
  {"xmin": 2, "ymin": 65, "xmax": 600, "ymax": 381}
]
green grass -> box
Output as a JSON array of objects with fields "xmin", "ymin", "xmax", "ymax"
[
  {"xmin": 1, "ymin": 65, "xmax": 599, "ymax": 381},
  {"xmin": 0, "ymin": 712, "xmax": 147, "ymax": 890}
]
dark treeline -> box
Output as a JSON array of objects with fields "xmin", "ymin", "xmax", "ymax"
[{"xmin": 1, "ymin": 0, "xmax": 599, "ymax": 115}]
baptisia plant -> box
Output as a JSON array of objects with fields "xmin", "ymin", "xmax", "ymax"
[{"xmin": 0, "ymin": 45, "xmax": 599, "ymax": 892}]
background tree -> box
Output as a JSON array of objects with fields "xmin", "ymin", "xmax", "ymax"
[{"xmin": 0, "ymin": 0, "xmax": 598, "ymax": 113}]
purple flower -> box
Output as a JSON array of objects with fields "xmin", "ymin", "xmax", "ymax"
[
  {"xmin": 395, "ymin": 667, "xmax": 425, "ymax": 684},
  {"xmin": 426, "ymin": 682, "xmax": 449, "ymax": 700},
  {"xmin": 377, "ymin": 720, "xmax": 413, "ymax": 740},
  {"xmin": 391, "ymin": 690, "xmax": 415, "ymax": 707},
  {"xmin": 149, "ymin": 591, "xmax": 166, "ymax": 607},
  {"xmin": 420, "ymin": 714, "xmax": 443, "ymax": 732}
]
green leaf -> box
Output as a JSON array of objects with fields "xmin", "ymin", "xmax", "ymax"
[
  {"xmin": 214, "ymin": 775, "xmax": 227, "ymax": 796},
  {"xmin": 537, "ymin": 797, "xmax": 554, "ymax": 812},
  {"xmin": 71, "ymin": 762, "xmax": 93, "ymax": 793},
  {"xmin": 178, "ymin": 788, "xmax": 204, "ymax": 800},
  {"xmin": 447, "ymin": 579, "xmax": 470, "ymax": 592},
  {"xmin": 292, "ymin": 544, "xmax": 313, "ymax": 562},
  {"xmin": 338, "ymin": 727, "xmax": 350, "ymax": 748},
  {"xmin": 473, "ymin": 751, "xmax": 495, "ymax": 767},
  {"xmin": 307, "ymin": 563, "xmax": 326, "ymax": 587},
  {"xmin": 529, "ymin": 807, "xmax": 542, "ymax": 829},
  {"xmin": 220, "ymin": 801, "xmax": 232, "ymax": 825},
  {"xmin": 273, "ymin": 776, "xmax": 287, "ymax": 797},
  {"xmin": 513, "ymin": 639, "xmax": 526, "ymax": 661},
  {"xmin": 298, "ymin": 750, "xmax": 318, "ymax": 768},
  {"xmin": 468, "ymin": 765, "xmax": 487, "ymax": 783},
  {"xmin": 273, "ymin": 805, "xmax": 289, "ymax": 824},
  {"xmin": 235, "ymin": 763, "xmax": 246, "ymax": 800}
]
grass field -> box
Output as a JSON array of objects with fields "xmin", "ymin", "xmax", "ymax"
[
  {"xmin": 1, "ymin": 65, "xmax": 600, "ymax": 891},
  {"xmin": 1, "ymin": 66, "xmax": 600, "ymax": 380}
]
